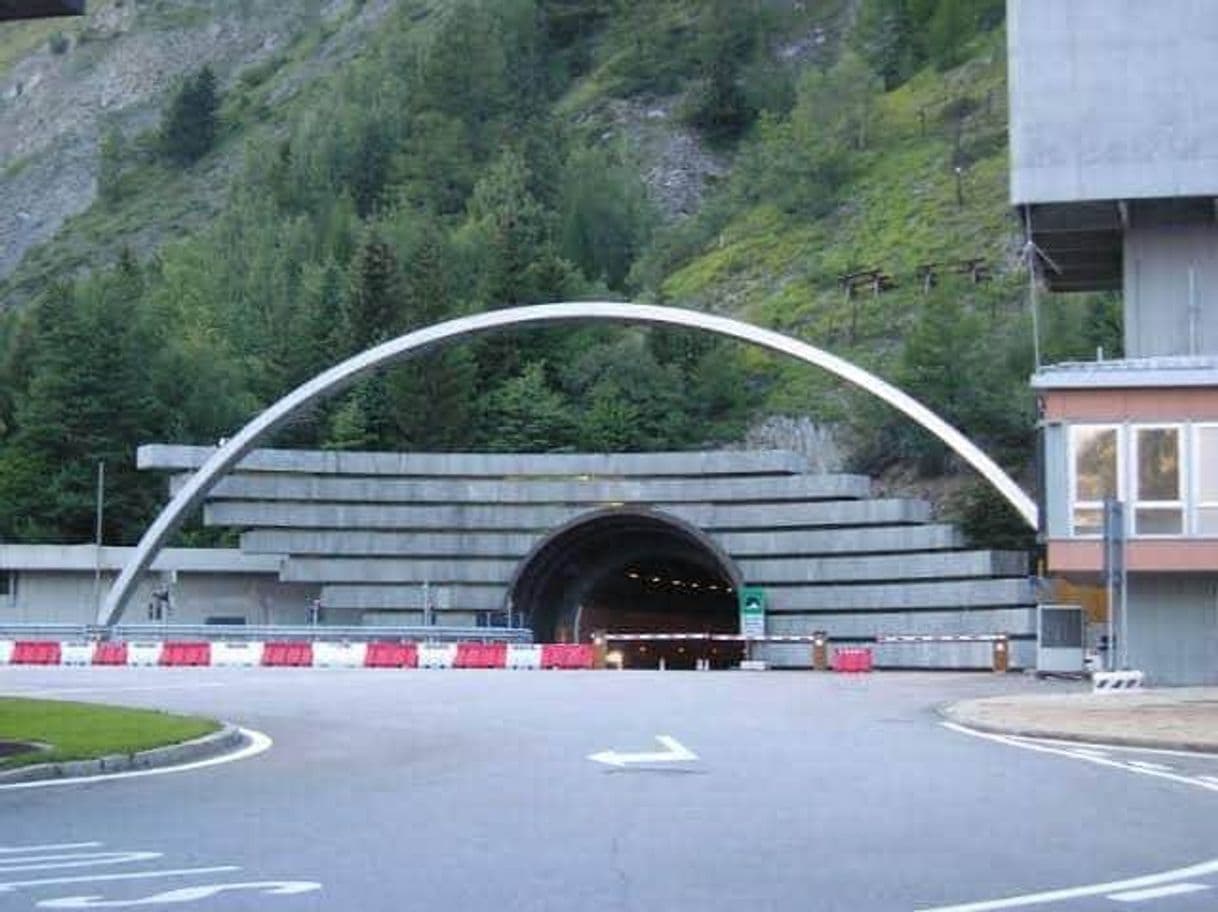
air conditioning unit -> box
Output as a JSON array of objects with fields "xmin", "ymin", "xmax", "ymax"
[{"xmin": 1037, "ymin": 604, "xmax": 1085, "ymax": 673}]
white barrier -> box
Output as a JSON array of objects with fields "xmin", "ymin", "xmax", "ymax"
[
  {"xmin": 506, "ymin": 644, "xmax": 543, "ymax": 669},
  {"xmin": 126, "ymin": 641, "xmax": 164, "ymax": 666},
  {"xmin": 1093, "ymin": 670, "xmax": 1145, "ymax": 693},
  {"xmin": 417, "ymin": 643, "xmax": 458, "ymax": 669},
  {"xmin": 312, "ymin": 641, "xmax": 367, "ymax": 669},
  {"xmin": 211, "ymin": 641, "xmax": 264, "ymax": 667},
  {"xmin": 60, "ymin": 642, "xmax": 95, "ymax": 666},
  {"xmin": 0, "ymin": 640, "xmax": 12, "ymax": 665}
]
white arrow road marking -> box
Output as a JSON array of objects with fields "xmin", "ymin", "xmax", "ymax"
[
  {"xmin": 36, "ymin": 881, "xmax": 322, "ymax": 908},
  {"xmin": 1108, "ymin": 882, "xmax": 1211, "ymax": 902},
  {"xmin": 0, "ymin": 854, "xmax": 161, "ymax": 875},
  {"xmin": 588, "ymin": 735, "xmax": 697, "ymax": 768},
  {"xmin": 0, "ymin": 728, "xmax": 271, "ymax": 792}
]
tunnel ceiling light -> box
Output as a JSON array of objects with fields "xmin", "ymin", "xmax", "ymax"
[
  {"xmin": 626, "ymin": 571, "xmax": 640, "ymax": 579},
  {"xmin": 650, "ymin": 576, "xmax": 661, "ymax": 583}
]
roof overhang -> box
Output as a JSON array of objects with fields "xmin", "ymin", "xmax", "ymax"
[{"xmin": 0, "ymin": 0, "xmax": 84, "ymax": 19}]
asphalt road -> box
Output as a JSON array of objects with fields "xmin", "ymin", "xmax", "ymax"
[{"xmin": 1, "ymin": 667, "xmax": 1216, "ymax": 911}]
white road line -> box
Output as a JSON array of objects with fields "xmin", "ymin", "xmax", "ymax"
[
  {"xmin": 1066, "ymin": 749, "xmax": 1108, "ymax": 760},
  {"xmin": 941, "ymin": 723, "xmax": 1218, "ymax": 794},
  {"xmin": 0, "ymin": 845, "xmax": 102, "ymax": 855},
  {"xmin": 0, "ymin": 854, "xmax": 161, "ymax": 874},
  {"xmin": 1127, "ymin": 760, "xmax": 1174, "ymax": 773},
  {"xmin": 1197, "ymin": 776, "xmax": 1218, "ymax": 787},
  {"xmin": 998, "ymin": 733, "xmax": 1218, "ymax": 760},
  {"xmin": 0, "ymin": 867, "xmax": 240, "ymax": 893},
  {"xmin": 0, "ymin": 728, "xmax": 272, "ymax": 792},
  {"xmin": 916, "ymin": 857, "xmax": 1218, "ymax": 912},
  {"xmin": 1108, "ymin": 882, "xmax": 1211, "ymax": 902}
]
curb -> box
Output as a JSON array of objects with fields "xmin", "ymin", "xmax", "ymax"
[
  {"xmin": 0, "ymin": 723, "xmax": 245, "ymax": 785},
  {"xmin": 938, "ymin": 702, "xmax": 1218, "ymax": 755}
]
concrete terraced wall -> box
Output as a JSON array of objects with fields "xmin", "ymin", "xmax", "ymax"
[{"xmin": 139, "ymin": 445, "xmax": 1039, "ymax": 669}]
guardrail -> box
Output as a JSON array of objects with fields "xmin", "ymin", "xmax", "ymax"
[{"xmin": 0, "ymin": 623, "xmax": 533, "ymax": 644}]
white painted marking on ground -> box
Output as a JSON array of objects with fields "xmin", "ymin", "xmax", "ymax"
[
  {"xmin": 1197, "ymin": 776, "xmax": 1218, "ymax": 787},
  {"xmin": 0, "ymin": 853, "xmax": 160, "ymax": 875},
  {"xmin": 36, "ymin": 880, "xmax": 322, "ymax": 908},
  {"xmin": 0, "ymin": 728, "xmax": 271, "ymax": 792},
  {"xmin": 1066, "ymin": 748, "xmax": 1108, "ymax": 760},
  {"xmin": 941, "ymin": 723, "xmax": 1218, "ymax": 794},
  {"xmin": 995, "ymin": 733, "xmax": 1218, "ymax": 760},
  {"xmin": 916, "ymin": 858, "xmax": 1218, "ymax": 911},
  {"xmin": 588, "ymin": 735, "xmax": 697, "ymax": 768},
  {"xmin": 1127, "ymin": 760, "xmax": 1174, "ymax": 773},
  {"xmin": 0, "ymin": 867, "xmax": 240, "ymax": 893},
  {"xmin": 0, "ymin": 845, "xmax": 102, "ymax": 856},
  {"xmin": 1107, "ymin": 882, "xmax": 1211, "ymax": 902}
]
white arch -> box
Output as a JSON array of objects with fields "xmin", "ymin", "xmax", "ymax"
[{"xmin": 99, "ymin": 302, "xmax": 1037, "ymax": 625}]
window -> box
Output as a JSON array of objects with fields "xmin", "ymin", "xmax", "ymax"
[
  {"xmin": 1198, "ymin": 425, "xmax": 1218, "ymax": 535},
  {"xmin": 0, "ymin": 571, "xmax": 9, "ymax": 598},
  {"xmin": 1070, "ymin": 425, "xmax": 1119, "ymax": 536},
  {"xmin": 1133, "ymin": 426, "xmax": 1183, "ymax": 535}
]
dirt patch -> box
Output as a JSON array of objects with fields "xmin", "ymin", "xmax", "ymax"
[{"xmin": 0, "ymin": 740, "xmax": 45, "ymax": 759}]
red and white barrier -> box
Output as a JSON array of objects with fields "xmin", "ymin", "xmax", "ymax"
[
  {"xmin": 60, "ymin": 642, "xmax": 95, "ymax": 666},
  {"xmin": 126, "ymin": 642, "xmax": 163, "ymax": 667},
  {"xmin": 506, "ymin": 644, "xmax": 543, "ymax": 669},
  {"xmin": 211, "ymin": 641, "xmax": 263, "ymax": 667},
  {"xmin": 312, "ymin": 641, "xmax": 367, "ymax": 668},
  {"xmin": 417, "ymin": 643, "xmax": 458, "ymax": 669},
  {"xmin": 0, "ymin": 639, "xmax": 14, "ymax": 665}
]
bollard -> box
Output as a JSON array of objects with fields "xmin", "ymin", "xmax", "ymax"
[
  {"xmin": 992, "ymin": 636, "xmax": 1009, "ymax": 673},
  {"xmin": 812, "ymin": 633, "xmax": 829, "ymax": 671}
]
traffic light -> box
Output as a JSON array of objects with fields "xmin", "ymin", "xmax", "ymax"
[{"xmin": 0, "ymin": 1, "xmax": 85, "ymax": 21}]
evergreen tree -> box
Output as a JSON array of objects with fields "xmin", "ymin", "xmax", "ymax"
[{"xmin": 161, "ymin": 66, "xmax": 220, "ymax": 166}]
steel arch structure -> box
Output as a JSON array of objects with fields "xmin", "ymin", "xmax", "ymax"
[{"xmin": 99, "ymin": 302, "xmax": 1037, "ymax": 625}]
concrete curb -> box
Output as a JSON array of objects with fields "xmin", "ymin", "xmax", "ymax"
[
  {"xmin": 0, "ymin": 723, "xmax": 245, "ymax": 784},
  {"xmin": 938, "ymin": 703, "xmax": 1218, "ymax": 755}
]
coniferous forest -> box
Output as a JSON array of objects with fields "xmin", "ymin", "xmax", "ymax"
[{"xmin": 0, "ymin": 0, "xmax": 1120, "ymax": 548}]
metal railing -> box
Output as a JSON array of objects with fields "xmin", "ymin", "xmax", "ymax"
[{"xmin": 0, "ymin": 623, "xmax": 533, "ymax": 644}]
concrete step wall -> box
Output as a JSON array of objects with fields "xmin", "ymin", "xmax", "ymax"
[
  {"xmin": 205, "ymin": 498, "xmax": 933, "ymax": 532},
  {"xmin": 181, "ymin": 473, "xmax": 871, "ymax": 504},
  {"xmin": 241, "ymin": 524, "xmax": 966, "ymax": 559},
  {"xmin": 140, "ymin": 445, "xmax": 810, "ymax": 477},
  {"xmin": 282, "ymin": 550, "xmax": 1026, "ymax": 586},
  {"xmin": 767, "ymin": 607, "xmax": 1038, "ymax": 637}
]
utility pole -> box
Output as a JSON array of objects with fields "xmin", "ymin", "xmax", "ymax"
[{"xmin": 92, "ymin": 460, "xmax": 105, "ymax": 616}]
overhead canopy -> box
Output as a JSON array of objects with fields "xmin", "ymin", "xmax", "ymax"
[{"xmin": 0, "ymin": 0, "xmax": 84, "ymax": 20}]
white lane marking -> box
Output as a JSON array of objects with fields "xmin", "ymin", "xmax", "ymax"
[
  {"xmin": 1198, "ymin": 776, "xmax": 1218, "ymax": 787},
  {"xmin": 0, "ymin": 867, "xmax": 240, "ymax": 893},
  {"xmin": 0, "ymin": 728, "xmax": 271, "ymax": 792},
  {"xmin": 1108, "ymin": 882, "xmax": 1211, "ymax": 902},
  {"xmin": 1127, "ymin": 760, "xmax": 1174, "ymax": 773},
  {"xmin": 941, "ymin": 723, "xmax": 1218, "ymax": 794},
  {"xmin": 37, "ymin": 880, "xmax": 322, "ymax": 908},
  {"xmin": 916, "ymin": 857, "xmax": 1218, "ymax": 912},
  {"xmin": 0, "ymin": 845, "xmax": 102, "ymax": 855},
  {"xmin": 5, "ymin": 684, "xmax": 229, "ymax": 697},
  {"xmin": 588, "ymin": 735, "xmax": 697, "ymax": 768},
  {"xmin": 987, "ymin": 732, "xmax": 1218, "ymax": 760},
  {"xmin": 0, "ymin": 854, "xmax": 160, "ymax": 874},
  {"xmin": 1066, "ymin": 748, "xmax": 1108, "ymax": 760}
]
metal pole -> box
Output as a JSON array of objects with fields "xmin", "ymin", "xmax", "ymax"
[{"xmin": 92, "ymin": 461, "xmax": 105, "ymax": 615}]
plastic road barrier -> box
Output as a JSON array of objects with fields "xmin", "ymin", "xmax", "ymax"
[
  {"xmin": 1093, "ymin": 670, "xmax": 1145, "ymax": 693},
  {"xmin": 92, "ymin": 641, "xmax": 128, "ymax": 666},
  {"xmin": 11, "ymin": 641, "xmax": 62, "ymax": 666},
  {"xmin": 417, "ymin": 643, "xmax": 458, "ymax": 669},
  {"xmin": 60, "ymin": 642, "xmax": 95, "ymax": 666},
  {"xmin": 160, "ymin": 641, "xmax": 212, "ymax": 667},
  {"xmin": 506, "ymin": 644, "xmax": 543, "ymax": 670},
  {"xmin": 0, "ymin": 640, "xmax": 15, "ymax": 665},
  {"xmin": 312, "ymin": 641, "xmax": 367, "ymax": 668},
  {"xmin": 126, "ymin": 641, "xmax": 164, "ymax": 666},
  {"xmin": 364, "ymin": 642, "xmax": 418, "ymax": 668},
  {"xmin": 262, "ymin": 641, "xmax": 314, "ymax": 667},
  {"xmin": 455, "ymin": 642, "xmax": 507, "ymax": 669},
  {"xmin": 540, "ymin": 644, "xmax": 596, "ymax": 670},
  {"xmin": 832, "ymin": 647, "xmax": 874, "ymax": 673},
  {"xmin": 211, "ymin": 641, "xmax": 264, "ymax": 667}
]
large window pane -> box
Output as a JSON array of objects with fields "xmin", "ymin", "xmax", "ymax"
[
  {"xmin": 1073, "ymin": 426, "xmax": 1117, "ymax": 501},
  {"xmin": 1200, "ymin": 427, "xmax": 1218, "ymax": 503},
  {"xmin": 1136, "ymin": 507, "xmax": 1183, "ymax": 535},
  {"xmin": 1136, "ymin": 428, "xmax": 1180, "ymax": 501},
  {"xmin": 1199, "ymin": 507, "xmax": 1218, "ymax": 535},
  {"xmin": 1072, "ymin": 508, "xmax": 1105, "ymax": 536}
]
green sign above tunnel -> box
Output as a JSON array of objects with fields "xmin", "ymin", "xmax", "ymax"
[{"xmin": 739, "ymin": 587, "xmax": 766, "ymax": 638}]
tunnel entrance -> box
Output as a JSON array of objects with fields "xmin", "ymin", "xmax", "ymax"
[{"xmin": 507, "ymin": 510, "xmax": 743, "ymax": 668}]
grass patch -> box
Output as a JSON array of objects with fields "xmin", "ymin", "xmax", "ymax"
[{"xmin": 0, "ymin": 697, "xmax": 219, "ymax": 770}]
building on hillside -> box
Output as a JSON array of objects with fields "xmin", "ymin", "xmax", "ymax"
[{"xmin": 1011, "ymin": 0, "xmax": 1218, "ymax": 683}]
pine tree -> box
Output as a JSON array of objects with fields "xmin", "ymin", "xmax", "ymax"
[{"xmin": 161, "ymin": 66, "xmax": 220, "ymax": 166}]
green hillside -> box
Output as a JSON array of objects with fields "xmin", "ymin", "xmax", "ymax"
[{"xmin": 0, "ymin": 0, "xmax": 1119, "ymax": 549}]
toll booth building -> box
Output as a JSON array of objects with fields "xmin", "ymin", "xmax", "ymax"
[{"xmin": 1011, "ymin": 0, "xmax": 1218, "ymax": 683}]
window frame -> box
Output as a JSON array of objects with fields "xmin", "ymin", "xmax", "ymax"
[
  {"xmin": 1068, "ymin": 422, "xmax": 1123, "ymax": 538},
  {"xmin": 1193, "ymin": 422, "xmax": 1218, "ymax": 538},
  {"xmin": 1130, "ymin": 422, "xmax": 1186, "ymax": 538}
]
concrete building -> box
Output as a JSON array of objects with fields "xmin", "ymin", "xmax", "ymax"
[
  {"xmin": 78, "ymin": 443, "xmax": 1040, "ymax": 669},
  {"xmin": 1012, "ymin": 0, "xmax": 1218, "ymax": 683}
]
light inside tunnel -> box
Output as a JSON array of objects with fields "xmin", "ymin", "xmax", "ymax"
[{"xmin": 507, "ymin": 511, "xmax": 742, "ymax": 664}]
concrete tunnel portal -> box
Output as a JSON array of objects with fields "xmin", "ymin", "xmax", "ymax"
[{"xmin": 507, "ymin": 510, "xmax": 744, "ymax": 667}]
